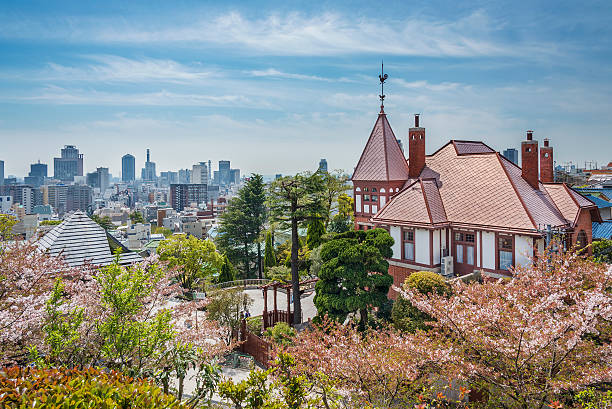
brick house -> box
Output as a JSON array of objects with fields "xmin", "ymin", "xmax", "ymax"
[{"xmin": 352, "ymin": 108, "xmax": 600, "ymax": 297}]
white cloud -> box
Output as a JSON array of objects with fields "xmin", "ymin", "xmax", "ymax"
[
  {"xmin": 12, "ymin": 85, "xmax": 266, "ymax": 108},
  {"xmin": 0, "ymin": 11, "xmax": 556, "ymax": 58},
  {"xmin": 247, "ymin": 68, "xmax": 329, "ymax": 82},
  {"xmin": 45, "ymin": 55, "xmax": 211, "ymax": 83}
]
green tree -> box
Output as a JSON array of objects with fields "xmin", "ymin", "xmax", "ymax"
[
  {"xmin": 94, "ymin": 258, "xmax": 175, "ymax": 375},
  {"xmin": 0, "ymin": 214, "xmax": 17, "ymax": 240},
  {"xmin": 216, "ymin": 174, "xmax": 267, "ymax": 279},
  {"xmin": 206, "ymin": 288, "xmax": 253, "ymax": 345},
  {"xmin": 391, "ymin": 271, "xmax": 450, "ymax": 333},
  {"xmin": 152, "ymin": 225, "xmax": 173, "ymax": 238},
  {"xmin": 314, "ymin": 228, "xmax": 394, "ymax": 330},
  {"xmin": 157, "ymin": 235, "xmax": 223, "ymax": 290},
  {"xmin": 268, "ymin": 172, "xmax": 326, "ymax": 324},
  {"xmin": 91, "ymin": 214, "xmax": 115, "ymax": 230},
  {"xmin": 592, "ymin": 238, "xmax": 612, "ymax": 264},
  {"xmin": 40, "ymin": 220, "xmax": 62, "ymax": 226},
  {"xmin": 306, "ymin": 215, "xmax": 325, "ymax": 249},
  {"xmin": 328, "ymin": 193, "xmax": 355, "ymax": 233},
  {"xmin": 318, "ymin": 170, "xmax": 351, "ymax": 228},
  {"xmin": 217, "ymin": 255, "xmax": 236, "ymax": 283},
  {"xmin": 264, "ymin": 230, "xmax": 276, "ymax": 270},
  {"xmin": 129, "ymin": 211, "xmax": 145, "ymax": 224}
]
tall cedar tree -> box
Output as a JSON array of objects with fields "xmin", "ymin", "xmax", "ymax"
[
  {"xmin": 318, "ymin": 170, "xmax": 351, "ymax": 228},
  {"xmin": 314, "ymin": 228, "xmax": 394, "ymax": 329},
  {"xmin": 216, "ymin": 175, "xmax": 267, "ymax": 278},
  {"xmin": 217, "ymin": 255, "xmax": 236, "ymax": 283},
  {"xmin": 306, "ymin": 216, "xmax": 325, "ymax": 249},
  {"xmin": 268, "ymin": 172, "xmax": 325, "ymax": 324},
  {"xmin": 264, "ymin": 230, "xmax": 276, "ymax": 270}
]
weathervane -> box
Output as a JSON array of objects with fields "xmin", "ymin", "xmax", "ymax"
[{"xmin": 379, "ymin": 61, "xmax": 388, "ymax": 112}]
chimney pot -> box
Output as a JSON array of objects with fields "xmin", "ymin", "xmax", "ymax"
[
  {"xmin": 527, "ymin": 130, "xmax": 533, "ymax": 141},
  {"xmin": 414, "ymin": 114, "xmax": 420, "ymax": 128},
  {"xmin": 544, "ymin": 139, "xmax": 549, "ymax": 147}
]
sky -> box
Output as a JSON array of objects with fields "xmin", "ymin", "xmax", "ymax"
[{"xmin": 1, "ymin": 0, "xmax": 611, "ymax": 178}]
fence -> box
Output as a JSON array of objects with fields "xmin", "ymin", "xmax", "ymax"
[
  {"xmin": 239, "ymin": 319, "xmax": 273, "ymax": 368},
  {"xmin": 262, "ymin": 309, "xmax": 292, "ymax": 328}
]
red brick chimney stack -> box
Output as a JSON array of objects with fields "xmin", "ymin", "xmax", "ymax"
[
  {"xmin": 409, "ymin": 114, "xmax": 425, "ymax": 178},
  {"xmin": 521, "ymin": 130, "xmax": 539, "ymax": 189},
  {"xmin": 540, "ymin": 138, "xmax": 554, "ymax": 183}
]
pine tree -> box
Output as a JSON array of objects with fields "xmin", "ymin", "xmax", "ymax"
[
  {"xmin": 217, "ymin": 255, "xmax": 236, "ymax": 284},
  {"xmin": 306, "ymin": 216, "xmax": 325, "ymax": 249},
  {"xmin": 264, "ymin": 230, "xmax": 276, "ymax": 270}
]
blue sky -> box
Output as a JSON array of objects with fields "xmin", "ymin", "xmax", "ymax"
[{"xmin": 1, "ymin": 0, "xmax": 611, "ymax": 178}]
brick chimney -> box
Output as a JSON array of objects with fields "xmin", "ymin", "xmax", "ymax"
[
  {"xmin": 521, "ymin": 130, "xmax": 539, "ymax": 189},
  {"xmin": 409, "ymin": 114, "xmax": 425, "ymax": 178},
  {"xmin": 540, "ymin": 138, "xmax": 554, "ymax": 183}
]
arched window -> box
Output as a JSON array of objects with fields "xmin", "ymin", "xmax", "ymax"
[{"xmin": 575, "ymin": 230, "xmax": 588, "ymax": 251}]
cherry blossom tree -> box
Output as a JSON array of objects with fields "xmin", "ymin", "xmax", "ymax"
[
  {"xmin": 0, "ymin": 242, "xmax": 82, "ymax": 364},
  {"xmin": 283, "ymin": 318, "xmax": 456, "ymax": 408},
  {"xmin": 398, "ymin": 251, "xmax": 612, "ymax": 409}
]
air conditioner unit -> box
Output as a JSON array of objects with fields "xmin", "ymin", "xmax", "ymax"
[{"xmin": 441, "ymin": 256, "xmax": 454, "ymax": 277}]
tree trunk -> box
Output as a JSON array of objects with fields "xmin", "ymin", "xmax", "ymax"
[
  {"xmin": 257, "ymin": 240, "xmax": 262, "ymax": 279},
  {"xmin": 291, "ymin": 199, "xmax": 302, "ymax": 325},
  {"xmin": 178, "ymin": 375, "xmax": 184, "ymax": 400},
  {"xmin": 359, "ymin": 308, "xmax": 368, "ymax": 331},
  {"xmin": 243, "ymin": 239, "xmax": 250, "ymax": 278}
]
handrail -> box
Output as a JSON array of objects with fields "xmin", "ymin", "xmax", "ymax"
[{"xmin": 207, "ymin": 278, "xmax": 271, "ymax": 291}]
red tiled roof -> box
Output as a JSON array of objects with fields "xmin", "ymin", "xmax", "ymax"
[
  {"xmin": 352, "ymin": 113, "xmax": 410, "ymax": 182},
  {"xmin": 375, "ymin": 180, "xmax": 431, "ymax": 225},
  {"xmin": 372, "ymin": 141, "xmax": 578, "ymax": 232},
  {"xmin": 452, "ymin": 141, "xmax": 495, "ymax": 155}
]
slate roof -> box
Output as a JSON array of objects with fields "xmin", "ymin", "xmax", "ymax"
[
  {"xmin": 37, "ymin": 211, "xmax": 142, "ymax": 267},
  {"xmin": 584, "ymin": 195, "xmax": 612, "ymax": 209},
  {"xmin": 593, "ymin": 221, "xmax": 612, "ymax": 239},
  {"xmin": 372, "ymin": 140, "xmax": 594, "ymax": 234},
  {"xmin": 352, "ymin": 113, "xmax": 410, "ymax": 182}
]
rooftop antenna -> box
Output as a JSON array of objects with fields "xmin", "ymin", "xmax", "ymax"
[{"xmin": 378, "ymin": 60, "xmax": 388, "ymax": 113}]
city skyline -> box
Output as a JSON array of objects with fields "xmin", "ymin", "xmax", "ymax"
[{"xmin": 1, "ymin": 0, "xmax": 611, "ymax": 177}]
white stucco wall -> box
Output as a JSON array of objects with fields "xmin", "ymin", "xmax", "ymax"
[
  {"xmin": 476, "ymin": 231, "xmax": 481, "ymax": 267},
  {"xmin": 390, "ymin": 226, "xmax": 401, "ymax": 259},
  {"xmin": 482, "ymin": 231, "xmax": 496, "ymax": 270},
  {"xmin": 415, "ymin": 228, "xmax": 430, "ymax": 265},
  {"xmin": 355, "ymin": 194, "xmax": 361, "ymax": 213},
  {"xmin": 441, "ymin": 228, "xmax": 447, "ymax": 255},
  {"xmin": 515, "ymin": 235, "xmax": 533, "ymax": 268},
  {"xmin": 432, "ymin": 229, "xmax": 441, "ymax": 265}
]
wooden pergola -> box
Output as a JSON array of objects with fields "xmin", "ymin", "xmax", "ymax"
[{"xmin": 260, "ymin": 278, "xmax": 318, "ymax": 328}]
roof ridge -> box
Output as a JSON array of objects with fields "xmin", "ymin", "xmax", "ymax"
[
  {"xmin": 495, "ymin": 152, "xmax": 537, "ymax": 230},
  {"xmin": 419, "ymin": 179, "xmax": 433, "ymax": 224}
]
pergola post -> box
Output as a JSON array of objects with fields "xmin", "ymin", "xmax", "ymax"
[{"xmin": 263, "ymin": 286, "xmax": 268, "ymax": 328}]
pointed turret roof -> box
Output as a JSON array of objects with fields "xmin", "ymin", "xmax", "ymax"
[
  {"xmin": 352, "ymin": 112, "xmax": 410, "ymax": 182},
  {"xmin": 37, "ymin": 210, "xmax": 142, "ymax": 267}
]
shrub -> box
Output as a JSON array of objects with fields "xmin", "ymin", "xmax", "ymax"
[
  {"xmin": 391, "ymin": 271, "xmax": 449, "ymax": 333},
  {"xmin": 264, "ymin": 322, "xmax": 296, "ymax": 346},
  {"xmin": 0, "ymin": 366, "xmax": 184, "ymax": 408},
  {"xmin": 246, "ymin": 315, "xmax": 263, "ymax": 336}
]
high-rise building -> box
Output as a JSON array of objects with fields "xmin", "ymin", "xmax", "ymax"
[
  {"xmin": 318, "ymin": 158, "xmax": 328, "ymax": 173},
  {"xmin": 0, "ymin": 160, "xmax": 4, "ymax": 185},
  {"xmin": 47, "ymin": 185, "xmax": 68, "ymax": 214},
  {"xmin": 502, "ymin": 148, "xmax": 519, "ymax": 165},
  {"xmin": 122, "ymin": 154, "xmax": 136, "ymax": 182},
  {"xmin": 97, "ymin": 167, "xmax": 110, "ymax": 192},
  {"xmin": 178, "ymin": 169, "xmax": 191, "ymax": 184},
  {"xmin": 0, "ymin": 184, "xmax": 40, "ymax": 214},
  {"xmin": 66, "ymin": 185, "xmax": 92, "ymax": 213},
  {"xmin": 170, "ymin": 184, "xmax": 208, "ymax": 211},
  {"xmin": 25, "ymin": 161, "xmax": 47, "ymax": 187},
  {"xmin": 192, "ymin": 162, "xmax": 208, "ymax": 184},
  {"xmin": 230, "ymin": 169, "xmax": 240, "ymax": 184},
  {"xmin": 218, "ymin": 160, "xmax": 231, "ymax": 185},
  {"xmin": 160, "ymin": 171, "xmax": 178, "ymax": 186},
  {"xmin": 141, "ymin": 149, "xmax": 157, "ymax": 182},
  {"xmin": 208, "ymin": 160, "xmax": 212, "ymax": 184},
  {"xmin": 53, "ymin": 145, "xmax": 83, "ymax": 181}
]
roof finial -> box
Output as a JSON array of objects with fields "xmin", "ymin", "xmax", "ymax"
[{"xmin": 378, "ymin": 60, "xmax": 388, "ymax": 113}]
